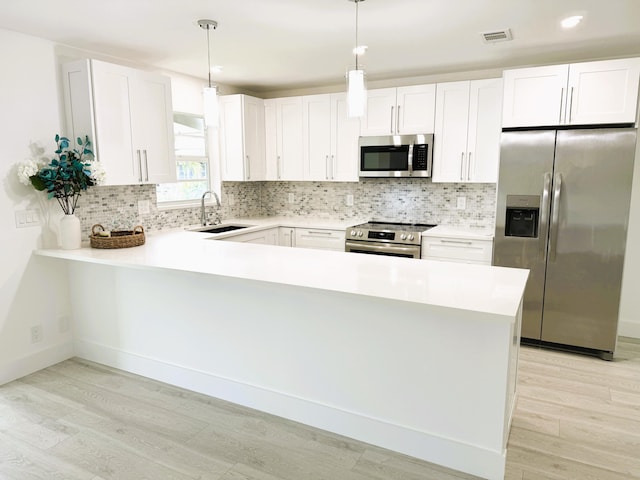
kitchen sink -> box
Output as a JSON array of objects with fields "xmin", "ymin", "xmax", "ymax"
[{"xmin": 187, "ymin": 224, "xmax": 253, "ymax": 234}]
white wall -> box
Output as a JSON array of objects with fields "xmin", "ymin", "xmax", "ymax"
[
  {"xmin": 619, "ymin": 126, "xmax": 640, "ymax": 338},
  {"xmin": 0, "ymin": 28, "xmax": 74, "ymax": 384}
]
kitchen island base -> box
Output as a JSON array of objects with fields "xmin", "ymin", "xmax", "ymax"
[{"xmin": 48, "ymin": 255, "xmax": 523, "ymax": 480}]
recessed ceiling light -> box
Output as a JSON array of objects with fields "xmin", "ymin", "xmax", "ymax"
[{"xmin": 561, "ymin": 15, "xmax": 583, "ymax": 29}]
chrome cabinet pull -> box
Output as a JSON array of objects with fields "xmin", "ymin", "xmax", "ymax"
[
  {"xmin": 136, "ymin": 149, "xmax": 143, "ymax": 182},
  {"xmin": 143, "ymin": 149, "xmax": 149, "ymax": 182},
  {"xmin": 246, "ymin": 155, "xmax": 250, "ymax": 180},
  {"xmin": 277, "ymin": 155, "xmax": 281, "ymax": 180},
  {"xmin": 396, "ymin": 105, "xmax": 401, "ymax": 133},
  {"xmin": 390, "ymin": 106, "xmax": 394, "ymax": 133},
  {"xmin": 325, "ymin": 155, "xmax": 330, "ymax": 180},
  {"xmin": 568, "ymin": 87, "xmax": 574, "ymax": 124},
  {"xmin": 460, "ymin": 152, "xmax": 465, "ymax": 181},
  {"xmin": 467, "ymin": 152, "xmax": 472, "ymax": 181},
  {"xmin": 330, "ymin": 155, "xmax": 335, "ymax": 180},
  {"xmin": 440, "ymin": 239, "xmax": 473, "ymax": 245},
  {"xmin": 559, "ymin": 87, "xmax": 565, "ymax": 123},
  {"xmin": 549, "ymin": 173, "xmax": 562, "ymax": 262}
]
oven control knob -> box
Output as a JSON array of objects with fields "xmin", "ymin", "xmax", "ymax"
[
  {"xmin": 400, "ymin": 234, "xmax": 407, "ymax": 240},
  {"xmin": 350, "ymin": 230, "xmax": 356, "ymax": 236},
  {"xmin": 408, "ymin": 234, "xmax": 415, "ymax": 241},
  {"xmin": 358, "ymin": 231, "xmax": 363, "ymax": 237}
]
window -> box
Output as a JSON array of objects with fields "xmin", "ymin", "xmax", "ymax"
[{"xmin": 156, "ymin": 113, "xmax": 210, "ymax": 204}]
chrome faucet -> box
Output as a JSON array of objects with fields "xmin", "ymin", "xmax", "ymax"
[{"xmin": 201, "ymin": 190, "xmax": 221, "ymax": 226}]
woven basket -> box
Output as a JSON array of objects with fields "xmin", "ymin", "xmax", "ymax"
[{"xmin": 90, "ymin": 224, "xmax": 145, "ymax": 249}]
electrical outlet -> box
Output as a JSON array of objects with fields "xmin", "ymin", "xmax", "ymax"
[
  {"xmin": 138, "ymin": 200, "xmax": 150, "ymax": 215},
  {"xmin": 346, "ymin": 194, "xmax": 354, "ymax": 206},
  {"xmin": 288, "ymin": 193, "xmax": 295, "ymax": 204},
  {"xmin": 456, "ymin": 196, "xmax": 467, "ymax": 210},
  {"xmin": 31, "ymin": 325, "xmax": 43, "ymax": 343},
  {"xmin": 228, "ymin": 193, "xmax": 235, "ymax": 206}
]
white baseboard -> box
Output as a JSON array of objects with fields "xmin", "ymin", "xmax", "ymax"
[
  {"xmin": 75, "ymin": 339, "xmax": 506, "ymax": 480},
  {"xmin": 619, "ymin": 319, "xmax": 640, "ymax": 339},
  {"xmin": 0, "ymin": 341, "xmax": 74, "ymax": 386}
]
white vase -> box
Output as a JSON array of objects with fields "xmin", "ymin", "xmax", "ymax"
[{"xmin": 59, "ymin": 213, "xmax": 82, "ymax": 249}]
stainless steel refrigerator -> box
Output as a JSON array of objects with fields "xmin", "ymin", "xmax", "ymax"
[{"xmin": 493, "ymin": 128, "xmax": 637, "ymax": 359}]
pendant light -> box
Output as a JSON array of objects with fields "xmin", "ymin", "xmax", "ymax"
[
  {"xmin": 346, "ymin": 0, "xmax": 367, "ymax": 118},
  {"xmin": 198, "ymin": 19, "xmax": 219, "ymax": 128}
]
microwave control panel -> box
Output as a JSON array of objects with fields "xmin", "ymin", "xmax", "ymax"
[{"xmin": 413, "ymin": 144, "xmax": 428, "ymax": 170}]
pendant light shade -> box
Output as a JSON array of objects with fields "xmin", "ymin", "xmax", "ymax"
[
  {"xmin": 198, "ymin": 19, "xmax": 219, "ymax": 127},
  {"xmin": 346, "ymin": 0, "xmax": 366, "ymax": 118}
]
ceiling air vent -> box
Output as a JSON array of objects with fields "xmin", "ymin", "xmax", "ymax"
[{"xmin": 481, "ymin": 29, "xmax": 513, "ymax": 43}]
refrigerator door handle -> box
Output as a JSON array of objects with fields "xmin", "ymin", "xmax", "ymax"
[
  {"xmin": 540, "ymin": 172, "xmax": 552, "ymax": 259},
  {"xmin": 549, "ymin": 173, "xmax": 562, "ymax": 262}
]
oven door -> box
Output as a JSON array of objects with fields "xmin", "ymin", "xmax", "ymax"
[{"xmin": 345, "ymin": 240, "xmax": 421, "ymax": 259}]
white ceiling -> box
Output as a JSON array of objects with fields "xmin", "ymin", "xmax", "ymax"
[{"xmin": 1, "ymin": 0, "xmax": 640, "ymax": 93}]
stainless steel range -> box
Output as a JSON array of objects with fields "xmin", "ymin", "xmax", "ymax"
[{"xmin": 345, "ymin": 221, "xmax": 437, "ymax": 258}]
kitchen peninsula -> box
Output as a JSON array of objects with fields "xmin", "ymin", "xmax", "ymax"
[{"xmin": 35, "ymin": 228, "xmax": 528, "ymax": 480}]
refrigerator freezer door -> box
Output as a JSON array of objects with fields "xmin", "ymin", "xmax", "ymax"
[
  {"xmin": 494, "ymin": 130, "xmax": 556, "ymax": 339},
  {"xmin": 541, "ymin": 129, "xmax": 636, "ymax": 352}
]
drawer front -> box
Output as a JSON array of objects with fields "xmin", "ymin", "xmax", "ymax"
[
  {"xmin": 294, "ymin": 228, "xmax": 346, "ymax": 251},
  {"xmin": 421, "ymin": 236, "xmax": 493, "ymax": 264}
]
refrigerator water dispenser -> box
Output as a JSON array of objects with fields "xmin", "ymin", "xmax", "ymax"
[{"xmin": 505, "ymin": 195, "xmax": 539, "ymax": 238}]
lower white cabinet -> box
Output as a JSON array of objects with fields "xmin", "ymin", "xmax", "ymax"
[
  {"xmin": 294, "ymin": 228, "xmax": 346, "ymax": 251},
  {"xmin": 226, "ymin": 228, "xmax": 278, "ymax": 245},
  {"xmin": 279, "ymin": 227, "xmax": 296, "ymax": 247},
  {"xmin": 421, "ymin": 235, "xmax": 493, "ymax": 265}
]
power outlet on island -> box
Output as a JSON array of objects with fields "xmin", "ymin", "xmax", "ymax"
[{"xmin": 456, "ymin": 196, "xmax": 467, "ymax": 210}]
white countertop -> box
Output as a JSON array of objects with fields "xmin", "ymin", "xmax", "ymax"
[{"xmin": 36, "ymin": 221, "xmax": 527, "ymax": 320}]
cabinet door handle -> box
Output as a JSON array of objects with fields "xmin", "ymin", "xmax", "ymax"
[
  {"xmin": 390, "ymin": 106, "xmax": 394, "ymax": 134},
  {"xmin": 467, "ymin": 152, "xmax": 472, "ymax": 181},
  {"xmin": 291, "ymin": 228, "xmax": 295, "ymax": 247},
  {"xmin": 325, "ymin": 155, "xmax": 330, "ymax": 180},
  {"xmin": 440, "ymin": 239, "xmax": 473, "ymax": 245},
  {"xmin": 136, "ymin": 149, "xmax": 143, "ymax": 183},
  {"xmin": 277, "ymin": 155, "xmax": 281, "ymax": 180},
  {"xmin": 460, "ymin": 152, "xmax": 465, "ymax": 181},
  {"xmin": 568, "ymin": 87, "xmax": 574, "ymax": 123},
  {"xmin": 330, "ymin": 155, "xmax": 335, "ymax": 180},
  {"xmin": 396, "ymin": 105, "xmax": 401, "ymax": 133},
  {"xmin": 246, "ymin": 155, "xmax": 250, "ymax": 180},
  {"xmin": 308, "ymin": 230, "xmax": 332, "ymax": 236},
  {"xmin": 143, "ymin": 150, "xmax": 149, "ymax": 182},
  {"xmin": 559, "ymin": 87, "xmax": 565, "ymax": 123}
]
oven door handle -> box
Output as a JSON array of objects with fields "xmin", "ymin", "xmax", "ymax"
[{"xmin": 345, "ymin": 240, "xmax": 420, "ymax": 257}]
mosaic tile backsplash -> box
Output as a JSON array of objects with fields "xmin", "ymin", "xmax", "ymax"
[{"xmin": 70, "ymin": 179, "xmax": 496, "ymax": 239}]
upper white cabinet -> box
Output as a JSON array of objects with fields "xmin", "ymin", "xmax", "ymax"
[
  {"xmin": 61, "ymin": 59, "xmax": 176, "ymax": 185},
  {"xmin": 360, "ymin": 85, "xmax": 436, "ymax": 136},
  {"xmin": 302, "ymin": 93, "xmax": 360, "ymax": 181},
  {"xmin": 264, "ymin": 97, "xmax": 304, "ymax": 181},
  {"xmin": 502, "ymin": 58, "xmax": 640, "ymax": 127},
  {"xmin": 432, "ymin": 78, "xmax": 503, "ymax": 183},
  {"xmin": 219, "ymin": 94, "xmax": 265, "ymax": 181}
]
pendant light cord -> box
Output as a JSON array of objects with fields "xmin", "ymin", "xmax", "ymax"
[
  {"xmin": 354, "ymin": 0, "xmax": 359, "ymax": 71},
  {"xmin": 206, "ymin": 25, "xmax": 212, "ymax": 88}
]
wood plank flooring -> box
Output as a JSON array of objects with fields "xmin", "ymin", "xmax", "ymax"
[{"xmin": 0, "ymin": 338, "xmax": 638, "ymax": 480}]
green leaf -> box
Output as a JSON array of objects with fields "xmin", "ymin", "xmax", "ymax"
[{"xmin": 55, "ymin": 134, "xmax": 60, "ymax": 142}]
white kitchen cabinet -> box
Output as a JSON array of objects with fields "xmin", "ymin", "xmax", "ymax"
[
  {"xmin": 302, "ymin": 93, "xmax": 360, "ymax": 181},
  {"xmin": 432, "ymin": 78, "xmax": 503, "ymax": 183},
  {"xmin": 294, "ymin": 228, "xmax": 346, "ymax": 251},
  {"xmin": 360, "ymin": 85, "xmax": 436, "ymax": 136},
  {"xmin": 422, "ymin": 235, "xmax": 493, "ymax": 265},
  {"xmin": 61, "ymin": 59, "xmax": 176, "ymax": 185},
  {"xmin": 264, "ymin": 97, "xmax": 304, "ymax": 180},
  {"xmin": 226, "ymin": 228, "xmax": 278, "ymax": 245},
  {"xmin": 502, "ymin": 58, "xmax": 640, "ymax": 127},
  {"xmin": 278, "ymin": 227, "xmax": 296, "ymax": 247},
  {"xmin": 219, "ymin": 94, "xmax": 265, "ymax": 181}
]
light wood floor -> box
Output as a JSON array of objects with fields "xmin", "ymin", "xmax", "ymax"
[{"xmin": 1, "ymin": 338, "xmax": 639, "ymax": 480}]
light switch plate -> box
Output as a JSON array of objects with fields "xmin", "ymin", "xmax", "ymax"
[
  {"xmin": 346, "ymin": 194, "xmax": 354, "ymax": 206},
  {"xmin": 456, "ymin": 197, "xmax": 466, "ymax": 210},
  {"xmin": 288, "ymin": 193, "xmax": 295, "ymax": 204},
  {"xmin": 138, "ymin": 200, "xmax": 150, "ymax": 215},
  {"xmin": 15, "ymin": 209, "xmax": 41, "ymax": 228}
]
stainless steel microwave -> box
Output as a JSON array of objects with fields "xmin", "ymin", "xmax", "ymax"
[{"xmin": 359, "ymin": 134, "xmax": 434, "ymax": 178}]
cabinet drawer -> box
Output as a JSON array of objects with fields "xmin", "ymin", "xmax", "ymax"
[
  {"xmin": 421, "ymin": 236, "xmax": 493, "ymax": 264},
  {"xmin": 294, "ymin": 228, "xmax": 346, "ymax": 251}
]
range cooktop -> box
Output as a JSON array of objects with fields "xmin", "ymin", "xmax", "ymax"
[{"xmin": 346, "ymin": 221, "xmax": 437, "ymax": 245}]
